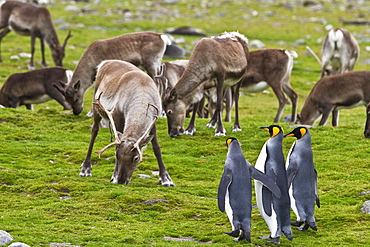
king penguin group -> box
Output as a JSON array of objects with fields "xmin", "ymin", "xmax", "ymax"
[{"xmin": 218, "ymin": 125, "xmax": 320, "ymax": 244}]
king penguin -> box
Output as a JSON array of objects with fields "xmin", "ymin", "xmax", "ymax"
[
  {"xmin": 285, "ymin": 127, "xmax": 320, "ymax": 231},
  {"xmin": 218, "ymin": 137, "xmax": 281, "ymax": 242},
  {"xmin": 255, "ymin": 125, "xmax": 293, "ymax": 244}
]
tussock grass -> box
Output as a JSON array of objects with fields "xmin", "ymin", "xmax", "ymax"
[{"xmin": 0, "ymin": 0, "xmax": 370, "ymax": 246}]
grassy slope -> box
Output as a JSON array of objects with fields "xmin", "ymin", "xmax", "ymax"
[{"xmin": 0, "ymin": 0, "xmax": 369, "ymax": 246}]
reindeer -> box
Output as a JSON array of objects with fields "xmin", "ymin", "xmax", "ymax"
[
  {"xmin": 80, "ymin": 60, "xmax": 174, "ymax": 186},
  {"xmin": 0, "ymin": 67, "xmax": 72, "ymax": 110},
  {"xmin": 319, "ymin": 28, "xmax": 359, "ymax": 78},
  {"xmin": 204, "ymin": 49, "xmax": 299, "ymax": 124},
  {"xmin": 54, "ymin": 31, "xmax": 171, "ymax": 115},
  {"xmin": 297, "ymin": 71, "xmax": 370, "ymax": 137},
  {"xmin": 0, "ymin": 1, "xmax": 72, "ymax": 69},
  {"xmin": 163, "ymin": 32, "xmax": 249, "ymax": 137}
]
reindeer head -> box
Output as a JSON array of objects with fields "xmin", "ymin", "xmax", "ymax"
[
  {"xmin": 163, "ymin": 88, "xmax": 186, "ymax": 137},
  {"xmin": 54, "ymin": 79, "xmax": 84, "ymax": 115},
  {"xmin": 109, "ymin": 136, "xmax": 153, "ymax": 184},
  {"xmin": 52, "ymin": 31, "xmax": 72, "ymax": 67}
]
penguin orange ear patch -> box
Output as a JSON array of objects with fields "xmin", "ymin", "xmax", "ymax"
[
  {"xmin": 299, "ymin": 127, "xmax": 307, "ymax": 137},
  {"xmin": 272, "ymin": 126, "xmax": 282, "ymax": 137}
]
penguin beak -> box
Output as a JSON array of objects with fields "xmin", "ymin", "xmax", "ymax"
[
  {"xmin": 260, "ymin": 127, "xmax": 269, "ymax": 131},
  {"xmin": 284, "ymin": 133, "xmax": 295, "ymax": 138}
]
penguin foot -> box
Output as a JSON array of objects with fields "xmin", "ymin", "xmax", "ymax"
[
  {"xmin": 267, "ymin": 237, "xmax": 280, "ymax": 244},
  {"xmin": 258, "ymin": 235, "xmax": 271, "ymax": 240},
  {"xmin": 239, "ymin": 231, "xmax": 251, "ymax": 243},
  {"xmin": 225, "ymin": 230, "xmax": 239, "ymax": 238},
  {"xmin": 291, "ymin": 221, "xmax": 304, "ymax": 227}
]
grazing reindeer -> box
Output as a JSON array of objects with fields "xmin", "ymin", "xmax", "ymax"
[
  {"xmin": 0, "ymin": 67, "xmax": 72, "ymax": 110},
  {"xmin": 298, "ymin": 71, "xmax": 370, "ymax": 136},
  {"xmin": 0, "ymin": 1, "xmax": 72, "ymax": 69},
  {"xmin": 163, "ymin": 32, "xmax": 249, "ymax": 137},
  {"xmin": 320, "ymin": 28, "xmax": 359, "ymax": 78},
  {"xmin": 54, "ymin": 31, "xmax": 171, "ymax": 115},
  {"xmin": 80, "ymin": 60, "xmax": 174, "ymax": 186}
]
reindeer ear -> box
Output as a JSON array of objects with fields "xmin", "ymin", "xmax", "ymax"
[
  {"xmin": 140, "ymin": 134, "xmax": 154, "ymax": 148},
  {"xmin": 169, "ymin": 88, "xmax": 177, "ymax": 101},
  {"xmin": 53, "ymin": 80, "xmax": 67, "ymax": 95},
  {"xmin": 74, "ymin": 80, "xmax": 81, "ymax": 90}
]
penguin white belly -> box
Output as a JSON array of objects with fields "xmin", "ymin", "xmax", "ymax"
[
  {"xmin": 254, "ymin": 142, "xmax": 279, "ymax": 238},
  {"xmin": 224, "ymin": 189, "xmax": 235, "ymax": 230},
  {"xmin": 285, "ymin": 143, "xmax": 300, "ymax": 221},
  {"xmin": 289, "ymin": 185, "xmax": 300, "ymax": 221},
  {"xmin": 255, "ymin": 180, "xmax": 279, "ymax": 238}
]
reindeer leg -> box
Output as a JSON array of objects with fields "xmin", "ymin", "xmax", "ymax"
[
  {"xmin": 224, "ymin": 87, "xmax": 233, "ymax": 122},
  {"xmin": 40, "ymin": 38, "xmax": 47, "ymax": 68},
  {"xmin": 29, "ymin": 33, "xmax": 36, "ymax": 70},
  {"xmin": 331, "ymin": 109, "xmax": 339, "ymax": 126},
  {"xmin": 185, "ymin": 101, "xmax": 199, "ymax": 135},
  {"xmin": 214, "ymin": 76, "xmax": 226, "ymax": 136},
  {"xmin": 270, "ymin": 83, "xmax": 289, "ymax": 123},
  {"xmin": 80, "ymin": 113, "xmax": 102, "ymax": 177},
  {"xmin": 232, "ymin": 83, "xmax": 242, "ymax": 132},
  {"xmin": 318, "ymin": 106, "xmax": 333, "ymax": 126},
  {"xmin": 0, "ymin": 27, "xmax": 11, "ymax": 62},
  {"xmin": 282, "ymin": 80, "xmax": 298, "ymax": 123},
  {"xmin": 150, "ymin": 127, "xmax": 175, "ymax": 187}
]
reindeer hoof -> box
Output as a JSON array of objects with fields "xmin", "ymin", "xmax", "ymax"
[
  {"xmin": 184, "ymin": 128, "xmax": 196, "ymax": 135},
  {"xmin": 206, "ymin": 122, "xmax": 216, "ymax": 128},
  {"xmin": 232, "ymin": 127, "xmax": 242, "ymax": 132}
]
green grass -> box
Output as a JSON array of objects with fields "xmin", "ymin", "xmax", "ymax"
[{"xmin": 0, "ymin": 0, "xmax": 370, "ymax": 246}]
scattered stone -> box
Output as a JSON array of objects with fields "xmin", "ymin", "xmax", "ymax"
[
  {"xmin": 359, "ymin": 190, "xmax": 370, "ymax": 195},
  {"xmin": 249, "ymin": 40, "xmax": 265, "ymax": 49},
  {"xmin": 164, "ymin": 236, "xmax": 212, "ymax": 244},
  {"xmin": 8, "ymin": 243, "xmax": 30, "ymax": 247},
  {"xmin": 141, "ymin": 199, "xmax": 168, "ymax": 205},
  {"xmin": 361, "ymin": 200, "xmax": 370, "ymax": 214},
  {"xmin": 49, "ymin": 243, "xmax": 83, "ymax": 247},
  {"xmin": 139, "ymin": 174, "xmax": 151, "ymax": 179},
  {"xmin": 0, "ymin": 230, "xmax": 13, "ymax": 245},
  {"xmin": 59, "ymin": 196, "xmax": 73, "ymax": 200},
  {"xmin": 166, "ymin": 26, "xmax": 206, "ymax": 36},
  {"xmin": 164, "ymin": 44, "xmax": 187, "ymax": 59}
]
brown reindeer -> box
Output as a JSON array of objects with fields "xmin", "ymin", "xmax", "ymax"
[
  {"xmin": 54, "ymin": 31, "xmax": 171, "ymax": 115},
  {"xmin": 0, "ymin": 67, "xmax": 72, "ymax": 110},
  {"xmin": 80, "ymin": 60, "xmax": 174, "ymax": 186},
  {"xmin": 0, "ymin": 1, "xmax": 72, "ymax": 69},
  {"xmin": 298, "ymin": 71, "xmax": 370, "ymax": 137},
  {"xmin": 163, "ymin": 32, "xmax": 249, "ymax": 137}
]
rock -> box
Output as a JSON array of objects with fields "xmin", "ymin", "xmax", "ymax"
[
  {"xmin": 142, "ymin": 199, "xmax": 168, "ymax": 205},
  {"xmin": 0, "ymin": 230, "xmax": 13, "ymax": 245},
  {"xmin": 164, "ymin": 44, "xmax": 187, "ymax": 59},
  {"xmin": 361, "ymin": 200, "xmax": 370, "ymax": 214},
  {"xmin": 8, "ymin": 243, "xmax": 31, "ymax": 247},
  {"xmin": 249, "ymin": 40, "xmax": 265, "ymax": 49},
  {"xmin": 165, "ymin": 26, "xmax": 206, "ymax": 36}
]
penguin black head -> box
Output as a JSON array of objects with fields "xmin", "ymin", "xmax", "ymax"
[
  {"xmin": 226, "ymin": 137, "xmax": 239, "ymax": 147},
  {"xmin": 284, "ymin": 127, "xmax": 308, "ymax": 139},
  {"xmin": 260, "ymin": 125, "xmax": 284, "ymax": 138}
]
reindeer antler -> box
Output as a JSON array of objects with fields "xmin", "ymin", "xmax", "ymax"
[
  {"xmin": 154, "ymin": 63, "xmax": 168, "ymax": 91},
  {"xmin": 130, "ymin": 104, "xmax": 160, "ymax": 163},
  {"xmin": 62, "ymin": 30, "xmax": 73, "ymax": 50},
  {"xmin": 93, "ymin": 92, "xmax": 121, "ymax": 158},
  {"xmin": 306, "ymin": 46, "xmax": 322, "ymax": 66}
]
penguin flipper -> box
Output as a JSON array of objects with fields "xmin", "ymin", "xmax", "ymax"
[
  {"xmin": 249, "ymin": 164, "xmax": 281, "ymax": 198},
  {"xmin": 314, "ymin": 169, "xmax": 321, "ymax": 208},
  {"xmin": 262, "ymin": 185, "xmax": 273, "ymax": 216},
  {"xmin": 286, "ymin": 162, "xmax": 298, "ymax": 188},
  {"xmin": 217, "ymin": 168, "xmax": 233, "ymax": 212}
]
